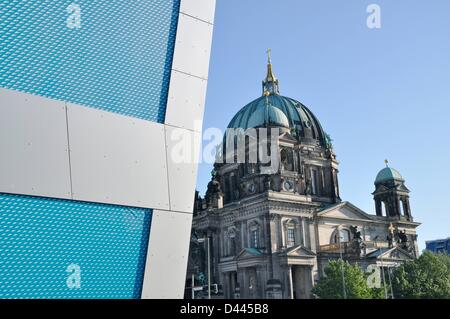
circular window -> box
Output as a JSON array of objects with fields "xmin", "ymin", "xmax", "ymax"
[{"xmin": 283, "ymin": 180, "xmax": 293, "ymax": 191}]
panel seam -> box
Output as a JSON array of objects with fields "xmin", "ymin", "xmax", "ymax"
[
  {"xmin": 153, "ymin": 208, "xmax": 195, "ymax": 215},
  {"xmin": 64, "ymin": 103, "xmax": 74, "ymax": 199},
  {"xmin": 180, "ymin": 11, "xmax": 214, "ymax": 26},
  {"xmin": 163, "ymin": 126, "xmax": 172, "ymax": 211},
  {"xmin": 172, "ymin": 68, "xmax": 208, "ymax": 81}
]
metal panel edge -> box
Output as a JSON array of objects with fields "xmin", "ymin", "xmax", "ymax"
[
  {"xmin": 141, "ymin": 210, "xmax": 193, "ymax": 299},
  {"xmin": 67, "ymin": 102, "xmax": 170, "ymax": 210},
  {"xmin": 0, "ymin": 88, "xmax": 72, "ymax": 199}
]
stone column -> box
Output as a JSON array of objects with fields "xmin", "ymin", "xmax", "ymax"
[
  {"xmin": 212, "ymin": 234, "xmax": 219, "ymax": 281},
  {"xmin": 306, "ymin": 266, "xmax": 314, "ymax": 299},
  {"xmin": 242, "ymin": 222, "xmax": 247, "ymax": 248},
  {"xmin": 397, "ymin": 198, "xmax": 402, "ymax": 217},
  {"xmin": 225, "ymin": 272, "xmax": 232, "ymax": 299},
  {"xmin": 221, "ymin": 272, "xmax": 228, "ymax": 298},
  {"xmin": 375, "ymin": 199, "xmax": 382, "ymax": 216},
  {"xmin": 278, "ymin": 216, "xmax": 283, "ymax": 249},
  {"xmin": 240, "ymin": 269, "xmax": 248, "ymax": 299},
  {"xmin": 301, "ymin": 217, "xmax": 306, "ymax": 246},
  {"xmin": 221, "ymin": 272, "xmax": 226, "ymax": 298},
  {"xmin": 235, "ymin": 221, "xmax": 242, "ymax": 252},
  {"xmin": 219, "ymin": 230, "xmax": 224, "ymax": 258},
  {"xmin": 230, "ymin": 272, "xmax": 236, "ymax": 299},
  {"xmin": 288, "ymin": 266, "xmax": 294, "ymax": 299},
  {"xmin": 256, "ymin": 266, "xmax": 266, "ymax": 299},
  {"xmin": 237, "ymin": 270, "xmax": 244, "ymax": 299}
]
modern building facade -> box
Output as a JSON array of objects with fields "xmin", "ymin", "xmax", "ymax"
[
  {"xmin": 187, "ymin": 56, "xmax": 420, "ymax": 299},
  {"xmin": 0, "ymin": 0, "xmax": 216, "ymax": 298},
  {"xmin": 426, "ymin": 238, "xmax": 450, "ymax": 254}
]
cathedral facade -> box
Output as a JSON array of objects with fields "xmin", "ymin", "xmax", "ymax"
[{"xmin": 187, "ymin": 54, "xmax": 420, "ymax": 299}]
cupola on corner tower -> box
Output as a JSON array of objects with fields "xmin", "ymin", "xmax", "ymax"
[{"xmin": 373, "ymin": 160, "xmax": 413, "ymax": 221}]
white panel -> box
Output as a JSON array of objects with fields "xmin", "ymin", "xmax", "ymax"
[
  {"xmin": 0, "ymin": 88, "xmax": 71, "ymax": 199},
  {"xmin": 172, "ymin": 13, "xmax": 214, "ymax": 80},
  {"xmin": 67, "ymin": 103, "xmax": 169, "ymax": 209},
  {"xmin": 165, "ymin": 126, "xmax": 201, "ymax": 213},
  {"xmin": 141, "ymin": 210, "xmax": 193, "ymax": 299},
  {"xmin": 165, "ymin": 70, "xmax": 208, "ymax": 131},
  {"xmin": 181, "ymin": 0, "xmax": 216, "ymax": 24}
]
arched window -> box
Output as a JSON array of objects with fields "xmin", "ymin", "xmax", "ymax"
[
  {"xmin": 280, "ymin": 148, "xmax": 294, "ymax": 171},
  {"xmin": 228, "ymin": 229, "xmax": 236, "ymax": 256},
  {"xmin": 287, "ymin": 227, "xmax": 296, "ymax": 248},
  {"xmin": 381, "ymin": 201, "xmax": 387, "ymax": 217},
  {"xmin": 284, "ymin": 219, "xmax": 297, "ymax": 248},
  {"xmin": 332, "ymin": 228, "xmax": 351, "ymax": 244},
  {"xmin": 224, "ymin": 175, "xmax": 231, "ymax": 202},
  {"xmin": 231, "ymin": 173, "xmax": 239, "ymax": 200},
  {"xmin": 249, "ymin": 222, "xmax": 260, "ymax": 248},
  {"xmin": 339, "ymin": 229, "xmax": 350, "ymax": 243},
  {"xmin": 251, "ymin": 230, "xmax": 258, "ymax": 248},
  {"xmin": 399, "ymin": 199, "xmax": 409, "ymax": 217}
]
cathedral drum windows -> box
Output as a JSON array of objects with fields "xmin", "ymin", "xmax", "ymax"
[
  {"xmin": 307, "ymin": 167, "xmax": 320, "ymax": 196},
  {"xmin": 280, "ymin": 148, "xmax": 294, "ymax": 171}
]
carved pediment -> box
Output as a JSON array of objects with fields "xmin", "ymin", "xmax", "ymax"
[
  {"xmin": 283, "ymin": 245, "xmax": 316, "ymax": 258},
  {"xmin": 396, "ymin": 184, "xmax": 410, "ymax": 192},
  {"xmin": 317, "ymin": 202, "xmax": 374, "ymax": 221},
  {"xmin": 372, "ymin": 184, "xmax": 390, "ymax": 194},
  {"xmin": 236, "ymin": 248, "xmax": 264, "ymax": 260},
  {"xmin": 367, "ymin": 247, "xmax": 414, "ymax": 260}
]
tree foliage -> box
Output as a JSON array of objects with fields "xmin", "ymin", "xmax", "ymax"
[
  {"xmin": 312, "ymin": 253, "xmax": 450, "ymax": 299},
  {"xmin": 312, "ymin": 259, "xmax": 382, "ymax": 299},
  {"xmin": 391, "ymin": 251, "xmax": 450, "ymax": 299}
]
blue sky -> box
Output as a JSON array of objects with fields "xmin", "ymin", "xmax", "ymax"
[{"xmin": 196, "ymin": 0, "xmax": 450, "ymax": 251}]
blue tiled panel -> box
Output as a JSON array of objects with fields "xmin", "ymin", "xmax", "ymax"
[
  {"xmin": 0, "ymin": 193, "xmax": 152, "ymax": 299},
  {"xmin": 0, "ymin": 0, "xmax": 180, "ymax": 122}
]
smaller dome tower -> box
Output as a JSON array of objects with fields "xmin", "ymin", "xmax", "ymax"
[{"xmin": 372, "ymin": 160, "xmax": 412, "ymax": 221}]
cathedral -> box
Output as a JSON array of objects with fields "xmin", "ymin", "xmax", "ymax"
[{"xmin": 187, "ymin": 53, "xmax": 420, "ymax": 299}]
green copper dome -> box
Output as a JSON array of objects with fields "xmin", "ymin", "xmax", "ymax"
[
  {"xmin": 225, "ymin": 52, "xmax": 331, "ymax": 147},
  {"xmin": 227, "ymin": 95, "xmax": 329, "ymax": 146},
  {"xmin": 375, "ymin": 167, "xmax": 404, "ymax": 184},
  {"xmin": 247, "ymin": 103, "xmax": 290, "ymax": 128}
]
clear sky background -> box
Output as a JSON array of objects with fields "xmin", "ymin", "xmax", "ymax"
[{"xmin": 196, "ymin": 0, "xmax": 450, "ymax": 251}]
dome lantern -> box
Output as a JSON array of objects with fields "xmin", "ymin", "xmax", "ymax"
[{"xmin": 262, "ymin": 49, "xmax": 280, "ymax": 96}]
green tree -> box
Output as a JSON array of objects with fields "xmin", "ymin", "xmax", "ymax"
[
  {"xmin": 391, "ymin": 251, "xmax": 450, "ymax": 299},
  {"xmin": 312, "ymin": 259, "xmax": 382, "ymax": 299}
]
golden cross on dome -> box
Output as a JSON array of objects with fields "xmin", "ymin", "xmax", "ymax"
[{"xmin": 385, "ymin": 159, "xmax": 389, "ymax": 167}]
